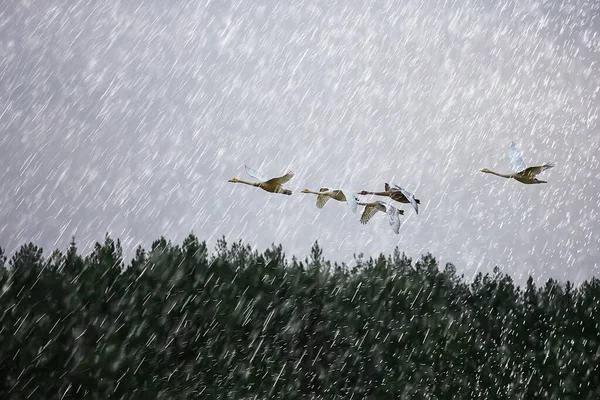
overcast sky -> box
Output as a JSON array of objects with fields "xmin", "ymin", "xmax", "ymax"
[{"xmin": 1, "ymin": 0, "xmax": 598, "ymax": 284}]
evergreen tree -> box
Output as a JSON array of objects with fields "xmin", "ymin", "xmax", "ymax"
[
  {"xmin": 0, "ymin": 246, "xmax": 6, "ymax": 270},
  {"xmin": 0, "ymin": 234, "xmax": 598, "ymax": 398}
]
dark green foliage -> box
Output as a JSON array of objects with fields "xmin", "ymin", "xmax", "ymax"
[
  {"xmin": 0, "ymin": 234, "xmax": 598, "ymax": 399},
  {"xmin": 0, "ymin": 246, "xmax": 6, "ymax": 270}
]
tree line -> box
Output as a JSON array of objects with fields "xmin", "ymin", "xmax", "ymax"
[{"xmin": 0, "ymin": 234, "xmax": 598, "ymax": 399}]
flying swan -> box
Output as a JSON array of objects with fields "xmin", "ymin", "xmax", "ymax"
[
  {"xmin": 481, "ymin": 142, "xmax": 554, "ymax": 184},
  {"xmin": 359, "ymin": 183, "xmax": 420, "ymax": 214},
  {"xmin": 228, "ymin": 165, "xmax": 294, "ymax": 195},
  {"xmin": 358, "ymin": 201, "xmax": 403, "ymax": 234},
  {"xmin": 301, "ymin": 188, "xmax": 358, "ymax": 213}
]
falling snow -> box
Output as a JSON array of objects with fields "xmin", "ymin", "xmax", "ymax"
[{"xmin": 0, "ymin": 0, "xmax": 599, "ymax": 395}]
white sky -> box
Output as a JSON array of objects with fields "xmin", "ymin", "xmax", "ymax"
[{"xmin": 1, "ymin": 0, "xmax": 599, "ymax": 284}]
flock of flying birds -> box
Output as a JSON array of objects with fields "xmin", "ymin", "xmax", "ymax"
[{"xmin": 228, "ymin": 142, "xmax": 555, "ymax": 234}]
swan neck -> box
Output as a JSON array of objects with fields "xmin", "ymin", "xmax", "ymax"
[
  {"xmin": 237, "ymin": 179, "xmax": 259, "ymax": 186},
  {"xmin": 488, "ymin": 170, "xmax": 512, "ymax": 178}
]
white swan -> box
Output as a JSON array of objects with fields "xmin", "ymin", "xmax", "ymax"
[
  {"xmin": 228, "ymin": 165, "xmax": 294, "ymax": 195},
  {"xmin": 301, "ymin": 188, "xmax": 358, "ymax": 213},
  {"xmin": 481, "ymin": 142, "xmax": 554, "ymax": 184},
  {"xmin": 358, "ymin": 201, "xmax": 403, "ymax": 234},
  {"xmin": 359, "ymin": 183, "xmax": 420, "ymax": 214}
]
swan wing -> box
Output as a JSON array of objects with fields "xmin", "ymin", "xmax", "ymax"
[
  {"xmin": 508, "ymin": 142, "xmax": 527, "ymax": 173},
  {"xmin": 384, "ymin": 203, "xmax": 401, "ymax": 234},
  {"xmin": 244, "ymin": 165, "xmax": 269, "ymax": 182},
  {"xmin": 341, "ymin": 189, "xmax": 358, "ymax": 213},
  {"xmin": 264, "ymin": 170, "xmax": 294, "ymax": 186},
  {"xmin": 391, "ymin": 184, "xmax": 419, "ymax": 214},
  {"xmin": 360, "ymin": 203, "xmax": 381, "ymax": 224},
  {"xmin": 316, "ymin": 194, "xmax": 330, "ymax": 209},
  {"xmin": 522, "ymin": 163, "xmax": 555, "ymax": 177}
]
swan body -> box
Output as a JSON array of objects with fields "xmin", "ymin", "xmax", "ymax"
[
  {"xmin": 358, "ymin": 183, "xmax": 420, "ymax": 214},
  {"xmin": 481, "ymin": 142, "xmax": 554, "ymax": 184},
  {"xmin": 358, "ymin": 201, "xmax": 403, "ymax": 234},
  {"xmin": 228, "ymin": 165, "xmax": 294, "ymax": 195},
  {"xmin": 301, "ymin": 188, "xmax": 358, "ymax": 213}
]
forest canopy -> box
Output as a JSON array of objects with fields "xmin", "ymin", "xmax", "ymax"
[{"xmin": 0, "ymin": 234, "xmax": 598, "ymax": 399}]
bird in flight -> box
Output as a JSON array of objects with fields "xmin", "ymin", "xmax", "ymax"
[
  {"xmin": 358, "ymin": 201, "xmax": 404, "ymax": 234},
  {"xmin": 301, "ymin": 188, "xmax": 359, "ymax": 213},
  {"xmin": 229, "ymin": 165, "xmax": 294, "ymax": 195},
  {"xmin": 359, "ymin": 183, "xmax": 420, "ymax": 214},
  {"xmin": 481, "ymin": 142, "xmax": 554, "ymax": 184}
]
